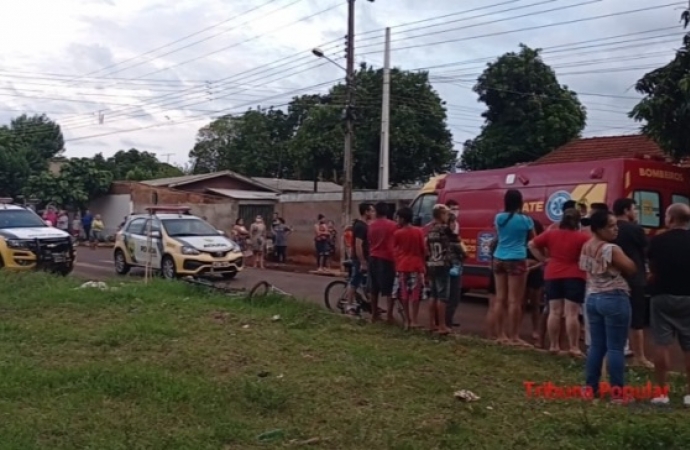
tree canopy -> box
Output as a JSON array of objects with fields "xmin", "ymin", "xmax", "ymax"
[
  {"xmin": 459, "ymin": 44, "xmax": 587, "ymax": 171},
  {"xmin": 0, "ymin": 113, "xmax": 183, "ymax": 209},
  {"xmin": 190, "ymin": 65, "xmax": 455, "ymax": 188},
  {"xmin": 93, "ymin": 149, "xmax": 184, "ymax": 181},
  {"xmin": 23, "ymin": 158, "xmax": 113, "ymax": 209},
  {"xmin": 629, "ymin": 11, "xmax": 690, "ymax": 161}
]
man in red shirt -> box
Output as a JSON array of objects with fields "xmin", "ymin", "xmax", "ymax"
[
  {"xmin": 368, "ymin": 202, "xmax": 398, "ymax": 323},
  {"xmin": 393, "ymin": 206, "xmax": 426, "ymax": 329}
]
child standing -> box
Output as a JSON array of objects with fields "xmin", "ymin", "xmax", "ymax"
[
  {"xmin": 426, "ymin": 204, "xmax": 464, "ymax": 335},
  {"xmin": 393, "ymin": 207, "xmax": 426, "ymax": 329}
]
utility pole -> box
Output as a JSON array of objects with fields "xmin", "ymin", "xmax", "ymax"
[
  {"xmin": 378, "ymin": 27, "xmax": 391, "ymax": 190},
  {"xmin": 161, "ymin": 153, "xmax": 174, "ymax": 163},
  {"xmin": 342, "ymin": 0, "xmax": 356, "ymax": 229}
]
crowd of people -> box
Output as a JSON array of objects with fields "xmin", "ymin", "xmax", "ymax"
[
  {"xmin": 339, "ymin": 190, "xmax": 690, "ymax": 406},
  {"xmin": 342, "ymin": 201, "xmax": 465, "ymax": 333},
  {"xmin": 41, "ymin": 207, "xmax": 105, "ymax": 249},
  {"xmin": 231, "ymin": 212, "xmax": 292, "ymax": 269}
]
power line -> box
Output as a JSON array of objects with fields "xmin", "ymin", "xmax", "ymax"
[
  {"xmin": 64, "ymin": 0, "xmax": 289, "ymax": 83},
  {"xmin": 357, "ymin": 2, "xmax": 686, "ymax": 55},
  {"xmin": 75, "ymin": 1, "xmax": 679, "ymax": 125}
]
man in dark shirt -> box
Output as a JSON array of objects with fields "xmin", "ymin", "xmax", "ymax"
[
  {"xmin": 346, "ymin": 203, "xmax": 374, "ymax": 313},
  {"xmin": 647, "ymin": 203, "xmax": 690, "ymax": 406},
  {"xmin": 613, "ymin": 198, "xmax": 652, "ymax": 368}
]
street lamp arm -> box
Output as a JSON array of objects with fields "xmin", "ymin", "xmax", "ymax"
[{"xmin": 311, "ymin": 48, "xmax": 347, "ymax": 72}]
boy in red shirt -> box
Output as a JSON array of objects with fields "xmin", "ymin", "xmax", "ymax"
[
  {"xmin": 367, "ymin": 202, "xmax": 399, "ymax": 323},
  {"xmin": 393, "ymin": 207, "xmax": 426, "ymax": 329}
]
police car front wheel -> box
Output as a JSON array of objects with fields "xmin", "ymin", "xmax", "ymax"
[
  {"xmin": 114, "ymin": 250, "xmax": 131, "ymax": 275},
  {"xmin": 161, "ymin": 255, "xmax": 178, "ymax": 280}
]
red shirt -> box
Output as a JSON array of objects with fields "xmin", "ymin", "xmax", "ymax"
[
  {"xmin": 368, "ymin": 218, "xmax": 397, "ymax": 261},
  {"xmin": 532, "ymin": 229, "xmax": 590, "ymax": 280},
  {"xmin": 393, "ymin": 226, "xmax": 426, "ymax": 273}
]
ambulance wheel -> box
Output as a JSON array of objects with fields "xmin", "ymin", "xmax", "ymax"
[
  {"xmin": 114, "ymin": 249, "xmax": 131, "ymax": 275},
  {"xmin": 161, "ymin": 255, "xmax": 178, "ymax": 280}
]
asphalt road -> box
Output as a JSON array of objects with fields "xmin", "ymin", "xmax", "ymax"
[{"xmin": 74, "ymin": 247, "xmax": 685, "ymax": 372}]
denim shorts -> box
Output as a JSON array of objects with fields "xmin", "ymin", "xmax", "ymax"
[{"xmin": 349, "ymin": 259, "xmax": 366, "ymax": 289}]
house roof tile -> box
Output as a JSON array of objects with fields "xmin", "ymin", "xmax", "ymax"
[{"xmin": 533, "ymin": 135, "xmax": 665, "ymax": 165}]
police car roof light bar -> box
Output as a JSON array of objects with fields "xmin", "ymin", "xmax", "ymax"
[
  {"xmin": 0, "ymin": 198, "xmax": 14, "ymax": 204},
  {"xmin": 144, "ymin": 205, "xmax": 191, "ymax": 214}
]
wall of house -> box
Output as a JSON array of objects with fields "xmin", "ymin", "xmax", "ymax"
[
  {"xmin": 100, "ymin": 182, "xmax": 239, "ymax": 233},
  {"xmin": 275, "ymin": 189, "xmax": 417, "ymax": 264},
  {"xmin": 89, "ymin": 194, "xmax": 132, "ymax": 235}
]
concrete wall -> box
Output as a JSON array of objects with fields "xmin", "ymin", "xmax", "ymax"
[
  {"xmin": 276, "ymin": 189, "xmax": 417, "ymax": 263},
  {"xmin": 104, "ymin": 182, "xmax": 239, "ymax": 234},
  {"xmin": 89, "ymin": 194, "xmax": 132, "ymax": 235}
]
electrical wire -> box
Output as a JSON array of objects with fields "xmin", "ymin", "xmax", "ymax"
[
  {"xmin": 4, "ymin": 2, "xmax": 681, "ymax": 142},
  {"xmin": 357, "ymin": 2, "xmax": 686, "ymax": 55},
  {"xmin": 64, "ymin": 0, "xmax": 293, "ymax": 83}
]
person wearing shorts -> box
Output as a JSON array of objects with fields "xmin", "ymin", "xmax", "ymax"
[
  {"xmin": 647, "ymin": 203, "xmax": 690, "ymax": 406},
  {"xmin": 529, "ymin": 208, "xmax": 589, "ymax": 356},
  {"xmin": 393, "ymin": 207, "xmax": 426, "ymax": 329},
  {"xmin": 613, "ymin": 197, "xmax": 652, "ymax": 368},
  {"xmin": 368, "ymin": 202, "xmax": 397, "ymax": 323},
  {"xmin": 345, "ymin": 204, "xmax": 374, "ymax": 313},
  {"xmin": 491, "ymin": 190, "xmax": 534, "ymax": 346},
  {"xmin": 425, "ymin": 205, "xmax": 464, "ymax": 335}
]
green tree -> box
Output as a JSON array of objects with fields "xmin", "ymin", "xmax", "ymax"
[
  {"xmin": 0, "ymin": 129, "xmax": 31, "ymax": 198},
  {"xmin": 23, "ymin": 158, "xmax": 112, "ymax": 209},
  {"xmin": 289, "ymin": 103, "xmax": 344, "ymax": 183},
  {"xmin": 189, "ymin": 67, "xmax": 454, "ymax": 188},
  {"xmin": 9, "ymin": 114, "xmax": 64, "ymax": 171},
  {"xmin": 629, "ymin": 16, "xmax": 690, "ymax": 161},
  {"xmin": 459, "ymin": 44, "xmax": 587, "ymax": 171},
  {"xmin": 94, "ymin": 148, "xmax": 183, "ymax": 181},
  {"xmin": 320, "ymin": 65, "xmax": 454, "ymax": 188},
  {"xmin": 190, "ymin": 108, "xmax": 292, "ymax": 177}
]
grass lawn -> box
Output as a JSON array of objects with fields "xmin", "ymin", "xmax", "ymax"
[{"xmin": 0, "ymin": 272, "xmax": 687, "ymax": 450}]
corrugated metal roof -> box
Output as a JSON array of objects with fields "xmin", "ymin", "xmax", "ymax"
[
  {"xmin": 206, "ymin": 188, "xmax": 279, "ymax": 201},
  {"xmin": 142, "ymin": 171, "xmax": 279, "ymax": 192},
  {"xmin": 533, "ymin": 135, "xmax": 665, "ymax": 165},
  {"xmin": 252, "ymin": 177, "xmax": 342, "ymax": 193}
]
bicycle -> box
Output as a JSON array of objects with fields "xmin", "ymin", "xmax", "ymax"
[
  {"xmin": 248, "ymin": 280, "xmax": 292, "ymax": 299},
  {"xmin": 182, "ymin": 276, "xmax": 290, "ymax": 300},
  {"xmin": 182, "ymin": 276, "xmax": 247, "ymax": 297},
  {"xmin": 324, "ymin": 261, "xmax": 403, "ymax": 318}
]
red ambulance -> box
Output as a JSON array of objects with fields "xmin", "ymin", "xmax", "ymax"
[{"xmin": 410, "ymin": 156, "xmax": 690, "ymax": 292}]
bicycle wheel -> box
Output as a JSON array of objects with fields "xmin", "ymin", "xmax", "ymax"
[
  {"xmin": 248, "ymin": 281, "xmax": 271, "ymax": 299},
  {"xmin": 324, "ymin": 280, "xmax": 348, "ymax": 312}
]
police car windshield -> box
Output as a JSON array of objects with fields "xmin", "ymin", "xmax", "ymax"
[
  {"xmin": 0, "ymin": 209, "xmax": 48, "ymax": 229},
  {"xmin": 162, "ymin": 218, "xmax": 218, "ymax": 237}
]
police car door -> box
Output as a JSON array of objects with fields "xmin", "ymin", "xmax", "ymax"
[
  {"xmin": 124, "ymin": 218, "xmax": 146, "ymax": 264},
  {"xmin": 143, "ymin": 219, "xmax": 162, "ymax": 269}
]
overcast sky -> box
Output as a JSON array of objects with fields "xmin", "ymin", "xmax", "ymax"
[{"xmin": 0, "ymin": 0, "xmax": 686, "ymax": 167}]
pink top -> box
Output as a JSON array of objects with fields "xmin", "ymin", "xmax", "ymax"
[{"xmin": 579, "ymin": 241, "xmax": 629, "ymax": 294}]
